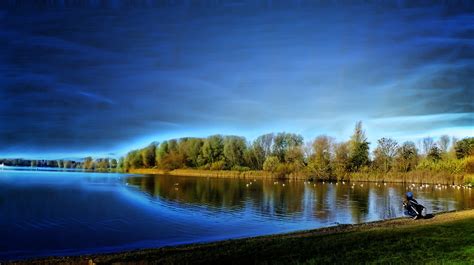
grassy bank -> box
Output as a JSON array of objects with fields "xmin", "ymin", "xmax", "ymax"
[
  {"xmin": 129, "ymin": 168, "xmax": 472, "ymax": 185},
  {"xmin": 18, "ymin": 210, "xmax": 474, "ymax": 264}
]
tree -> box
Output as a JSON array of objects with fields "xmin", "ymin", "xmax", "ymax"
[
  {"xmin": 63, "ymin": 160, "xmax": 72, "ymax": 168},
  {"xmin": 438, "ymin": 135, "xmax": 450, "ymax": 153},
  {"xmin": 254, "ymin": 133, "xmax": 274, "ymax": 157},
  {"xmin": 182, "ymin": 138, "xmax": 204, "ymax": 167},
  {"xmin": 427, "ymin": 145, "xmax": 442, "ymax": 161},
  {"xmin": 333, "ymin": 142, "xmax": 350, "ymax": 177},
  {"xmin": 373, "ymin": 138, "xmax": 398, "ymax": 172},
  {"xmin": 263, "ymin": 156, "xmax": 279, "ymax": 172},
  {"xmin": 110, "ymin": 158, "xmax": 118, "ymax": 169},
  {"xmin": 248, "ymin": 133, "xmax": 274, "ymax": 169},
  {"xmin": 202, "ymin": 135, "xmax": 224, "ymax": 165},
  {"xmin": 156, "ymin": 141, "xmax": 169, "ymax": 167},
  {"xmin": 125, "ymin": 150, "xmax": 143, "ymax": 169},
  {"xmin": 422, "ymin": 137, "xmax": 434, "ymax": 155},
  {"xmin": 308, "ymin": 135, "xmax": 333, "ymax": 177},
  {"xmin": 272, "ymin": 132, "xmax": 303, "ymax": 162},
  {"xmin": 454, "ymin": 137, "xmax": 474, "ymax": 159},
  {"xmin": 83, "ymin": 157, "xmax": 94, "ymax": 170},
  {"xmin": 395, "ymin": 141, "xmax": 419, "ymax": 172},
  {"xmin": 141, "ymin": 143, "xmax": 156, "ymax": 168},
  {"xmin": 223, "ymin": 136, "xmax": 247, "ymax": 169},
  {"xmin": 348, "ymin": 121, "xmax": 370, "ymax": 171}
]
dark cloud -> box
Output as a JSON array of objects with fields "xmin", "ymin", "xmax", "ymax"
[{"xmin": 0, "ymin": 1, "xmax": 473, "ymax": 158}]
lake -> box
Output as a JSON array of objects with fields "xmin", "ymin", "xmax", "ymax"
[{"xmin": 1, "ymin": 168, "xmax": 472, "ymax": 261}]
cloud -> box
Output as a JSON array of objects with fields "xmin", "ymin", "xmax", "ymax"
[{"xmin": 0, "ymin": 1, "xmax": 473, "ymax": 157}]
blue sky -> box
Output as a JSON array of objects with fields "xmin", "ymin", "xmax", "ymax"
[{"xmin": 0, "ymin": 1, "xmax": 473, "ymax": 159}]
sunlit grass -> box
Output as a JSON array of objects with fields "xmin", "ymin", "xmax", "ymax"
[{"xmin": 50, "ymin": 210, "xmax": 473, "ymax": 265}]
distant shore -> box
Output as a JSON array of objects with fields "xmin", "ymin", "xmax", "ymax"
[
  {"xmin": 128, "ymin": 168, "xmax": 473, "ymax": 185},
  {"xmin": 15, "ymin": 209, "xmax": 474, "ymax": 264}
]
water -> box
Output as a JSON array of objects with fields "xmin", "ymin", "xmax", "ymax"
[{"xmin": 1, "ymin": 169, "xmax": 472, "ymax": 261}]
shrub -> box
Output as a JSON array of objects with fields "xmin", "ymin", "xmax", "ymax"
[
  {"xmin": 210, "ymin": 160, "xmax": 226, "ymax": 170},
  {"xmin": 231, "ymin": 165, "xmax": 251, "ymax": 171},
  {"xmin": 263, "ymin": 156, "xmax": 279, "ymax": 172}
]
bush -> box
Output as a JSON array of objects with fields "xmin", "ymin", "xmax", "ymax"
[
  {"xmin": 416, "ymin": 157, "xmax": 466, "ymax": 174},
  {"xmin": 231, "ymin": 165, "xmax": 251, "ymax": 171},
  {"xmin": 210, "ymin": 160, "xmax": 226, "ymax": 170},
  {"xmin": 263, "ymin": 156, "xmax": 279, "ymax": 172},
  {"xmin": 464, "ymin": 156, "xmax": 474, "ymax": 174},
  {"xmin": 275, "ymin": 163, "xmax": 292, "ymax": 178}
]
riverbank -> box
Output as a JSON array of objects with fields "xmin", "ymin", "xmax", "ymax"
[
  {"xmin": 129, "ymin": 168, "xmax": 473, "ymax": 185},
  {"xmin": 15, "ymin": 209, "xmax": 474, "ymax": 264}
]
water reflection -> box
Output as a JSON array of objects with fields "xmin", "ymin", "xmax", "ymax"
[
  {"xmin": 1, "ymin": 170, "xmax": 472, "ymax": 261},
  {"xmin": 127, "ymin": 174, "xmax": 474, "ymax": 224}
]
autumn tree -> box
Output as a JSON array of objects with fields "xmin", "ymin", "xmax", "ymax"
[{"xmin": 308, "ymin": 135, "xmax": 333, "ymax": 178}]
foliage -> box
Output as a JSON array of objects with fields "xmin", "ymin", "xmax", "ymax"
[
  {"xmin": 455, "ymin": 137, "xmax": 474, "ymax": 159},
  {"xmin": 372, "ymin": 137, "xmax": 398, "ymax": 172},
  {"xmin": 394, "ymin": 141, "xmax": 419, "ymax": 172},
  {"xmin": 348, "ymin": 121, "xmax": 370, "ymax": 171},
  {"xmin": 263, "ymin": 156, "xmax": 279, "ymax": 172},
  {"xmin": 115, "ymin": 122, "xmax": 472, "ymax": 179},
  {"xmin": 427, "ymin": 145, "xmax": 442, "ymax": 161},
  {"xmin": 308, "ymin": 135, "xmax": 333, "ymax": 178}
]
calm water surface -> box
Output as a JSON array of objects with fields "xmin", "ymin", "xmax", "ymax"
[{"xmin": 1, "ymin": 168, "xmax": 472, "ymax": 260}]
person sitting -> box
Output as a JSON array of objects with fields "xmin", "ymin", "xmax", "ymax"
[{"xmin": 403, "ymin": 191, "xmax": 425, "ymax": 219}]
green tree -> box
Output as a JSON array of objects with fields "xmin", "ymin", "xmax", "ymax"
[
  {"xmin": 202, "ymin": 135, "xmax": 224, "ymax": 165},
  {"xmin": 248, "ymin": 133, "xmax": 274, "ymax": 169},
  {"xmin": 111, "ymin": 158, "xmax": 118, "ymax": 169},
  {"xmin": 454, "ymin": 137, "xmax": 474, "ymax": 159},
  {"xmin": 427, "ymin": 145, "xmax": 442, "ymax": 161},
  {"xmin": 333, "ymin": 142, "xmax": 350, "ymax": 177},
  {"xmin": 395, "ymin": 141, "xmax": 419, "ymax": 172},
  {"xmin": 348, "ymin": 121, "xmax": 370, "ymax": 171},
  {"xmin": 263, "ymin": 156, "xmax": 279, "ymax": 172},
  {"xmin": 272, "ymin": 132, "xmax": 303, "ymax": 162},
  {"xmin": 182, "ymin": 138, "xmax": 204, "ymax": 167},
  {"xmin": 308, "ymin": 135, "xmax": 333, "ymax": 178},
  {"xmin": 223, "ymin": 136, "xmax": 247, "ymax": 169},
  {"xmin": 141, "ymin": 143, "xmax": 156, "ymax": 168},
  {"xmin": 125, "ymin": 150, "xmax": 143, "ymax": 169}
]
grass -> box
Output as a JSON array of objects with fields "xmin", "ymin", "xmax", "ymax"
[{"xmin": 20, "ymin": 210, "xmax": 474, "ymax": 265}]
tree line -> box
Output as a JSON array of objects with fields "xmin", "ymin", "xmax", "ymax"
[
  {"xmin": 0, "ymin": 157, "xmax": 121, "ymax": 172},
  {"xmin": 123, "ymin": 122, "xmax": 474, "ymax": 178}
]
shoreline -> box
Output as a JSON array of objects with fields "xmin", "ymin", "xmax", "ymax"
[
  {"xmin": 13, "ymin": 209, "xmax": 474, "ymax": 264},
  {"xmin": 129, "ymin": 168, "xmax": 473, "ymax": 185}
]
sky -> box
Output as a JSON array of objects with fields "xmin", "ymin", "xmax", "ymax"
[{"xmin": 0, "ymin": 0, "xmax": 473, "ymax": 159}]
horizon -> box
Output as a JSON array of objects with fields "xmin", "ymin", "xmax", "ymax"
[{"xmin": 1, "ymin": 1, "xmax": 473, "ymax": 159}]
